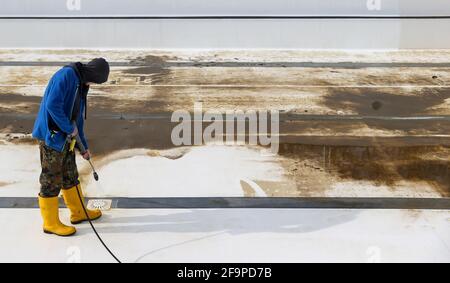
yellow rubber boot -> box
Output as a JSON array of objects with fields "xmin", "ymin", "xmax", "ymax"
[
  {"xmin": 38, "ymin": 196, "xmax": 76, "ymax": 237},
  {"xmin": 62, "ymin": 185, "xmax": 102, "ymax": 225}
]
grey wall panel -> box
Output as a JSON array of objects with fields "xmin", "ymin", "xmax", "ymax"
[
  {"xmin": 0, "ymin": 0, "xmax": 449, "ymax": 17},
  {"xmin": 0, "ymin": 19, "xmax": 449, "ymax": 49}
]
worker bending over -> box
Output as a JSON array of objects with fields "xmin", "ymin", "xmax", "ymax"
[{"xmin": 32, "ymin": 58, "xmax": 110, "ymax": 236}]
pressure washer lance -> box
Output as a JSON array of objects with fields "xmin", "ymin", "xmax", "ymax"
[
  {"xmin": 68, "ymin": 123, "xmax": 122, "ymax": 263},
  {"xmin": 68, "ymin": 132, "xmax": 98, "ymax": 181}
]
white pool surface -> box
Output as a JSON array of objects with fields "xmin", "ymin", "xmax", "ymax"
[{"xmin": 0, "ymin": 208, "xmax": 448, "ymax": 263}]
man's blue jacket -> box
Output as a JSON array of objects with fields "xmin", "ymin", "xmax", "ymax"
[{"xmin": 32, "ymin": 67, "xmax": 88, "ymax": 152}]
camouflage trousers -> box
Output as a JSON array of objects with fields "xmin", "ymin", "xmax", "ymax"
[{"xmin": 39, "ymin": 141, "xmax": 79, "ymax": 198}]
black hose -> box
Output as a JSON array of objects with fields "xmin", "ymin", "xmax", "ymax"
[{"xmin": 75, "ymin": 187, "xmax": 122, "ymax": 263}]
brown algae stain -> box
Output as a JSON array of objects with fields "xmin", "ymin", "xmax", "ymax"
[
  {"xmin": 124, "ymin": 55, "xmax": 171, "ymax": 80},
  {"xmin": 279, "ymin": 144, "xmax": 450, "ymax": 197},
  {"xmin": 240, "ymin": 180, "xmax": 256, "ymax": 197},
  {"xmin": 322, "ymin": 88, "xmax": 450, "ymax": 116},
  {"xmin": 0, "ymin": 182, "xmax": 12, "ymax": 187}
]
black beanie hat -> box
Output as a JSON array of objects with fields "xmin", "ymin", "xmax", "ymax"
[{"xmin": 81, "ymin": 58, "xmax": 110, "ymax": 84}]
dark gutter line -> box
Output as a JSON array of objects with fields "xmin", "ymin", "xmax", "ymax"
[
  {"xmin": 1, "ymin": 16, "xmax": 450, "ymax": 20},
  {"xmin": 2, "ymin": 113, "xmax": 450, "ymax": 122},
  {"xmin": 2, "ymin": 61, "xmax": 450, "ymax": 69},
  {"xmin": 0, "ymin": 197, "xmax": 449, "ymax": 210}
]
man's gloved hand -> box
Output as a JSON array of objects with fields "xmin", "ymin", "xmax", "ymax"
[
  {"xmin": 82, "ymin": 150, "xmax": 91, "ymax": 160},
  {"xmin": 70, "ymin": 126, "xmax": 78, "ymax": 138}
]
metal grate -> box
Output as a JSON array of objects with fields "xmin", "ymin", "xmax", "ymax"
[{"xmin": 87, "ymin": 199, "xmax": 112, "ymax": 211}]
